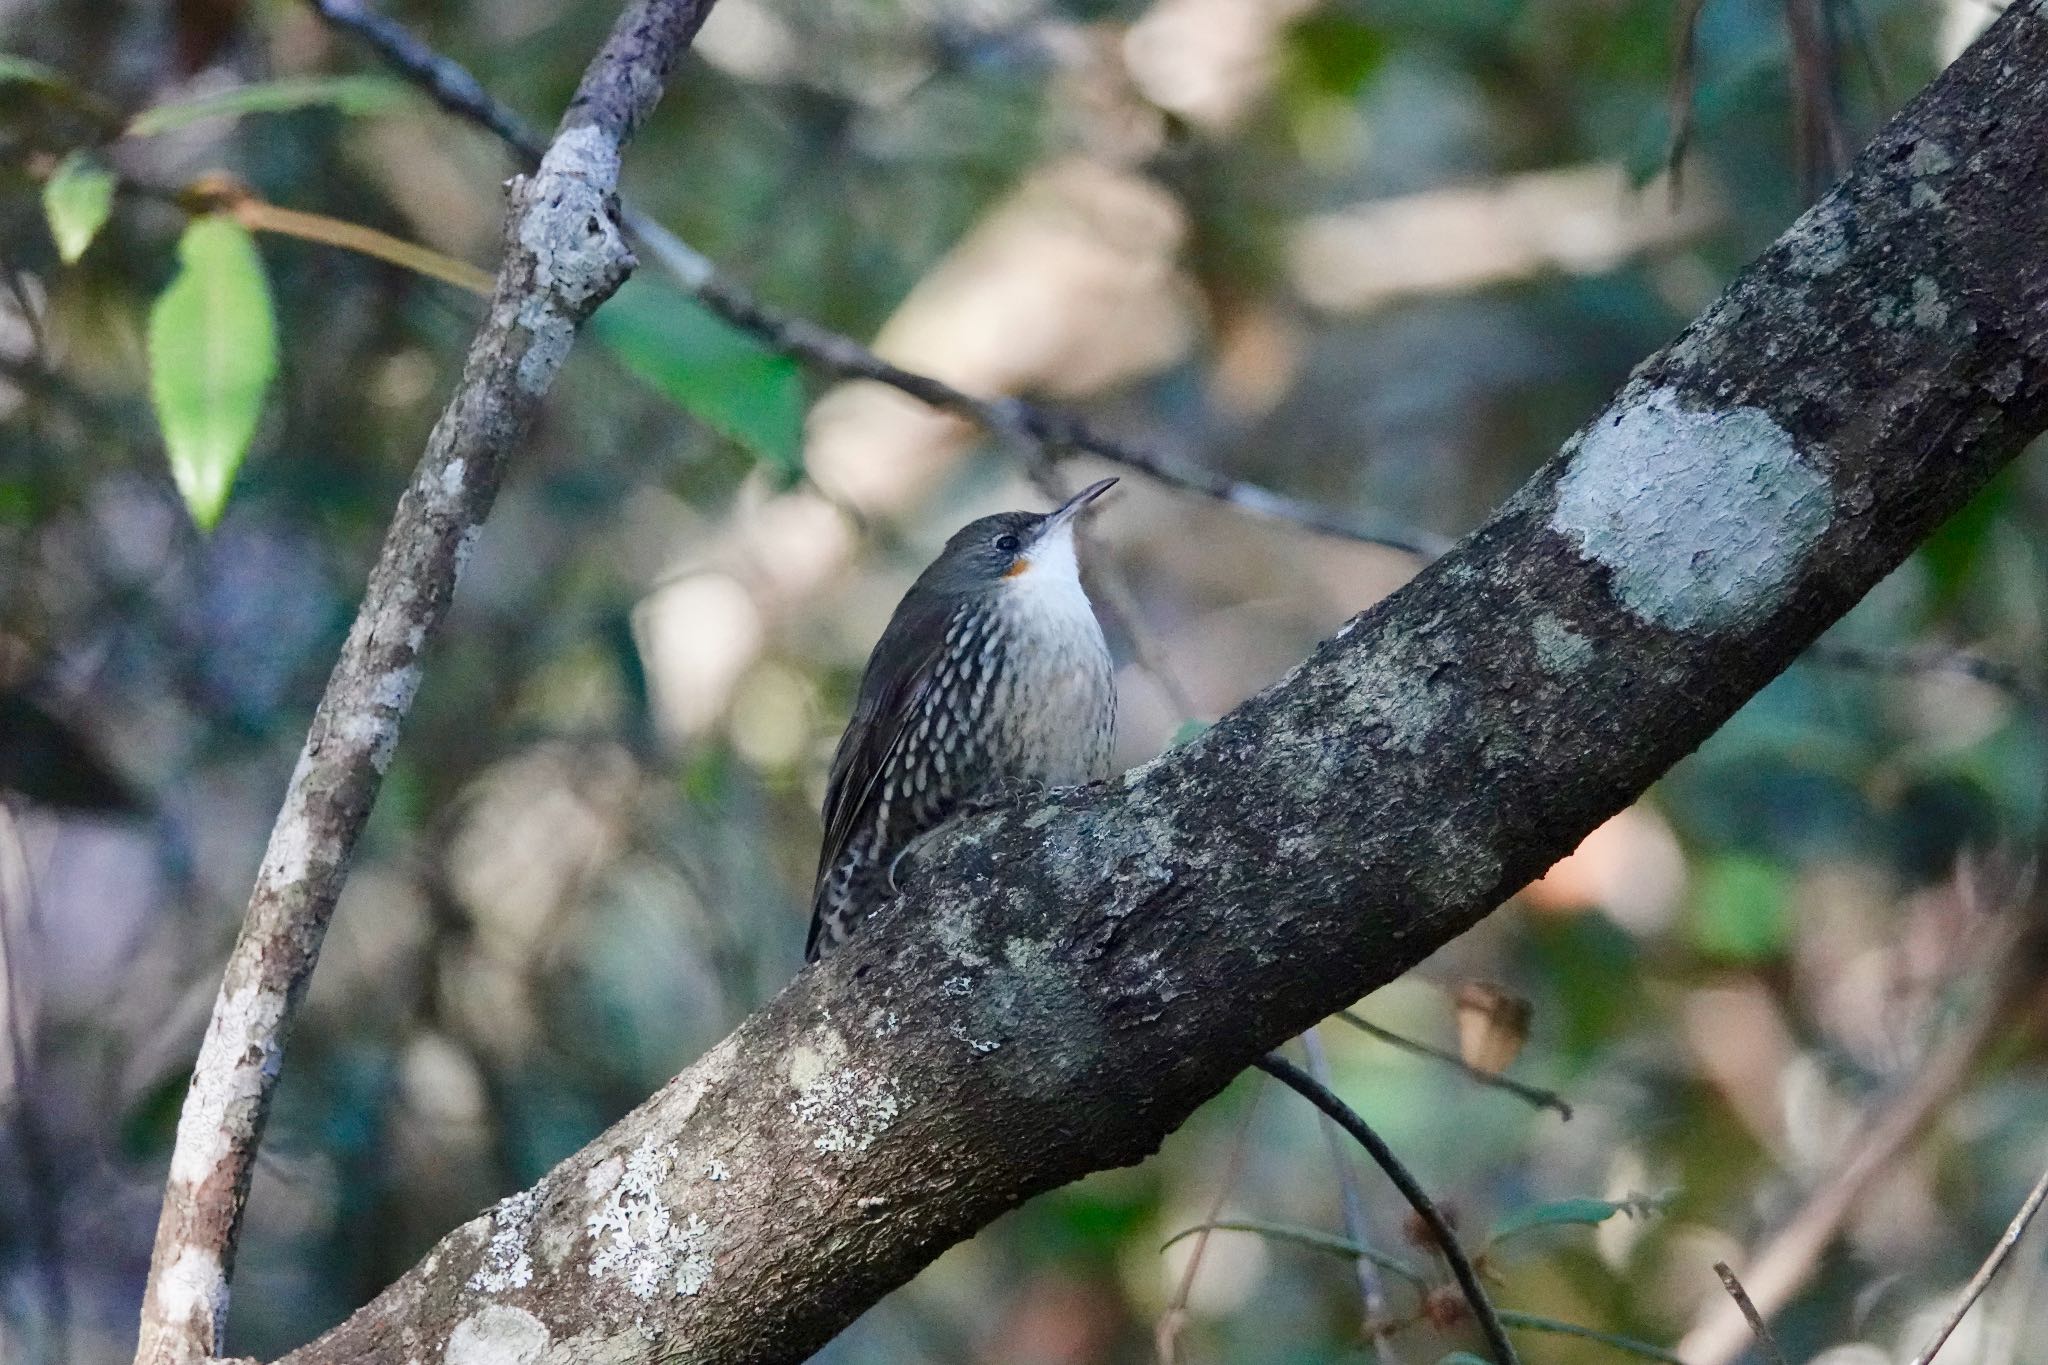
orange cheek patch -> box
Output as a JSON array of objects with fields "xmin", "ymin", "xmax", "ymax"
[{"xmin": 1003, "ymin": 556, "xmax": 1033, "ymax": 578}]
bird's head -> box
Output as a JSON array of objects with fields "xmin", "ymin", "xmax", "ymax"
[{"xmin": 922, "ymin": 477, "xmax": 1118, "ymax": 595}]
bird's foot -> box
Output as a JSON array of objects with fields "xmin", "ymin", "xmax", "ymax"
[{"xmin": 958, "ymin": 776, "xmax": 1051, "ymax": 816}]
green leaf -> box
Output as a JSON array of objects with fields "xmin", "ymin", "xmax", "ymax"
[
  {"xmin": 41, "ymin": 149, "xmax": 116, "ymax": 263},
  {"xmin": 0, "ymin": 52, "xmax": 118, "ymax": 123},
  {"xmin": 1168, "ymin": 718, "xmax": 1211, "ymax": 747},
  {"xmin": 1487, "ymin": 1197, "xmax": 1628, "ymax": 1246},
  {"xmin": 593, "ymin": 276, "xmax": 805, "ymax": 483},
  {"xmin": 126, "ymin": 74, "xmax": 409, "ymax": 137},
  {"xmin": 147, "ymin": 216, "xmax": 277, "ymax": 529},
  {"xmin": 0, "ymin": 52, "xmax": 75, "ymax": 90},
  {"xmin": 1285, "ymin": 14, "xmax": 1390, "ymax": 99},
  {"xmin": 1689, "ymin": 853, "xmax": 1790, "ymax": 960}
]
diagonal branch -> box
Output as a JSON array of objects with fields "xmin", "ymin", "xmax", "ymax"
[
  {"xmin": 261, "ymin": 7, "xmax": 2048, "ymax": 1363},
  {"xmin": 305, "ymin": 0, "xmax": 1451, "ymax": 559},
  {"xmin": 1255, "ymin": 1053, "xmax": 1520, "ymax": 1364},
  {"xmin": 130, "ymin": 3, "xmax": 722, "ymax": 1362}
]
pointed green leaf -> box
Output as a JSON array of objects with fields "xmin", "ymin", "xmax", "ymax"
[
  {"xmin": 127, "ymin": 74, "xmax": 408, "ymax": 137},
  {"xmin": 1487, "ymin": 1197, "xmax": 1629, "ymax": 1247},
  {"xmin": 147, "ymin": 216, "xmax": 276, "ymax": 529},
  {"xmin": 41, "ymin": 150, "xmax": 116, "ymax": 263},
  {"xmin": 593, "ymin": 276, "xmax": 806, "ymax": 484},
  {"xmin": 1169, "ymin": 719, "xmax": 1212, "ymax": 747},
  {"xmin": 0, "ymin": 52, "xmax": 119, "ymax": 123},
  {"xmin": 0, "ymin": 52, "xmax": 74, "ymax": 89}
]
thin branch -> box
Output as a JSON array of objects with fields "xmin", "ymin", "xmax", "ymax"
[
  {"xmin": 305, "ymin": 0, "xmax": 1450, "ymax": 560},
  {"xmin": 1665, "ymin": 0, "xmax": 1711, "ymax": 204},
  {"xmin": 1494, "ymin": 1311, "xmax": 1684, "ymax": 1364},
  {"xmin": 1906, "ymin": 1162, "xmax": 2048, "ymax": 1365},
  {"xmin": 1802, "ymin": 640, "xmax": 2042, "ymax": 708},
  {"xmin": 1253, "ymin": 1054, "xmax": 1521, "ymax": 1365},
  {"xmin": 129, "ymin": 3, "xmax": 722, "ymax": 1362},
  {"xmin": 1302, "ymin": 1026, "xmax": 1401, "ymax": 1360},
  {"xmin": 1677, "ymin": 910, "xmax": 2045, "ymax": 1365},
  {"xmin": 1712, "ymin": 1262, "xmax": 1789, "ymax": 1365},
  {"xmin": 1156, "ymin": 1076, "xmax": 1263, "ymax": 1365},
  {"xmin": 1157, "ymin": 1220, "xmax": 1427, "ymax": 1287},
  {"xmin": 1334, "ymin": 1009, "xmax": 1573, "ymax": 1119}
]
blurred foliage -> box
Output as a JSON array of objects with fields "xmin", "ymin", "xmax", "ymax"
[{"xmin": 4, "ymin": 0, "xmax": 2048, "ymax": 1363}]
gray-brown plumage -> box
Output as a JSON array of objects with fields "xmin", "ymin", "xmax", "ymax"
[{"xmin": 809, "ymin": 478, "xmax": 1119, "ymax": 961}]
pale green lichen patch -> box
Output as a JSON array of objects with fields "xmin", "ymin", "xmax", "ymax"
[
  {"xmin": 445, "ymin": 1304, "xmax": 549, "ymax": 1365},
  {"xmin": 1551, "ymin": 387, "xmax": 1833, "ymax": 633},
  {"xmin": 1531, "ymin": 615, "xmax": 1595, "ymax": 674}
]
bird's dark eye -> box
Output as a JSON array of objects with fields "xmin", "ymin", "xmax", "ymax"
[{"xmin": 994, "ymin": 533, "xmax": 1021, "ymax": 554}]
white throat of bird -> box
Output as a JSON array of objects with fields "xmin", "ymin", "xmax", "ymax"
[{"xmin": 1004, "ymin": 520, "xmax": 1092, "ymax": 620}]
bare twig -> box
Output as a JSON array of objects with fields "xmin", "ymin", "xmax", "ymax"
[
  {"xmin": 1677, "ymin": 912, "xmax": 2045, "ymax": 1365},
  {"xmin": 305, "ymin": 0, "xmax": 1450, "ymax": 560},
  {"xmin": 1254, "ymin": 1053, "xmax": 1521, "ymax": 1365},
  {"xmin": 1301, "ymin": 1026, "xmax": 1403, "ymax": 1361},
  {"xmin": 130, "ymin": 3, "xmax": 723, "ymax": 1362},
  {"xmin": 1712, "ymin": 1262, "xmax": 1789, "ymax": 1365},
  {"xmin": 1157, "ymin": 1076, "xmax": 1264, "ymax": 1365},
  {"xmin": 1906, "ymin": 1163, "xmax": 2048, "ymax": 1365},
  {"xmin": 1665, "ymin": 0, "xmax": 1711, "ymax": 203},
  {"xmin": 1802, "ymin": 640, "xmax": 2042, "ymax": 708},
  {"xmin": 1335, "ymin": 1009, "xmax": 1573, "ymax": 1119}
]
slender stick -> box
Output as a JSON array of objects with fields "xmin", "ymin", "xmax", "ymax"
[
  {"xmin": 303, "ymin": 0, "xmax": 1450, "ymax": 561},
  {"xmin": 1301, "ymin": 1027, "xmax": 1403, "ymax": 1361},
  {"xmin": 129, "ymin": 3, "xmax": 722, "ymax": 1362},
  {"xmin": 1712, "ymin": 1262, "xmax": 1789, "ymax": 1365},
  {"xmin": 1906, "ymin": 1163, "xmax": 2048, "ymax": 1365},
  {"xmin": 1335, "ymin": 1008, "xmax": 1573, "ymax": 1119},
  {"xmin": 1254, "ymin": 1054, "xmax": 1520, "ymax": 1365},
  {"xmin": 1156, "ymin": 1077, "xmax": 1264, "ymax": 1365}
]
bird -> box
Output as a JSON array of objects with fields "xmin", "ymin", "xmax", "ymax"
[{"xmin": 808, "ymin": 477, "xmax": 1120, "ymax": 961}]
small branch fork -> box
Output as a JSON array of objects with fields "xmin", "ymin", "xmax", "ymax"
[
  {"xmin": 304, "ymin": 0, "xmax": 1451, "ymax": 560},
  {"xmin": 1253, "ymin": 1054, "xmax": 1522, "ymax": 1365},
  {"xmin": 130, "ymin": 2, "xmax": 722, "ymax": 1362}
]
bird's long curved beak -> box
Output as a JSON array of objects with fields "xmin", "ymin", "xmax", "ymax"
[{"xmin": 1041, "ymin": 477, "xmax": 1118, "ymax": 534}]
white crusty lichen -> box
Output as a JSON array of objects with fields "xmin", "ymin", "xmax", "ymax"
[
  {"xmin": 1551, "ymin": 386, "xmax": 1833, "ymax": 634},
  {"xmin": 168, "ymin": 980, "xmax": 286, "ymax": 1191},
  {"xmin": 585, "ymin": 1138, "xmax": 716, "ymax": 1299},
  {"xmin": 468, "ymin": 1186, "xmax": 539, "ymax": 1293},
  {"xmin": 790, "ymin": 1067, "xmax": 903, "ymax": 1155}
]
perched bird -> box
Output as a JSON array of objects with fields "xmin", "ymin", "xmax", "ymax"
[{"xmin": 808, "ymin": 478, "xmax": 1120, "ymax": 961}]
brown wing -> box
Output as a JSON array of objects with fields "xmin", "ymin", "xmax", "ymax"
[{"xmin": 809, "ymin": 592, "xmax": 959, "ymax": 954}]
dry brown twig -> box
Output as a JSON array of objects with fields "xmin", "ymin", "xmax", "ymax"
[
  {"xmin": 130, "ymin": 2, "xmax": 724, "ymax": 1362},
  {"xmin": 1906, "ymin": 1162, "xmax": 2048, "ymax": 1365},
  {"xmin": 1712, "ymin": 1262, "xmax": 1789, "ymax": 1365}
]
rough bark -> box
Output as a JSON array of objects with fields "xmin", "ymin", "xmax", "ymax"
[
  {"xmin": 131, "ymin": 4, "xmax": 719, "ymax": 1363},
  {"xmin": 266, "ymin": 6, "xmax": 2048, "ymax": 1363}
]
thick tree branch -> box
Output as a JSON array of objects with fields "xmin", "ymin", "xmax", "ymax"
[
  {"xmin": 131, "ymin": 3, "xmax": 719, "ymax": 1362},
  {"xmin": 256, "ymin": 7, "xmax": 2048, "ymax": 1363},
  {"xmin": 306, "ymin": 0, "xmax": 1452, "ymax": 560}
]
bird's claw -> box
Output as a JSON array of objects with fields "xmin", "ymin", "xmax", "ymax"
[{"xmin": 959, "ymin": 776, "xmax": 1052, "ymax": 816}]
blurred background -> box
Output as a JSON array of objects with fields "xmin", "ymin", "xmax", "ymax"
[{"xmin": 4, "ymin": 0, "xmax": 2047, "ymax": 1361}]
